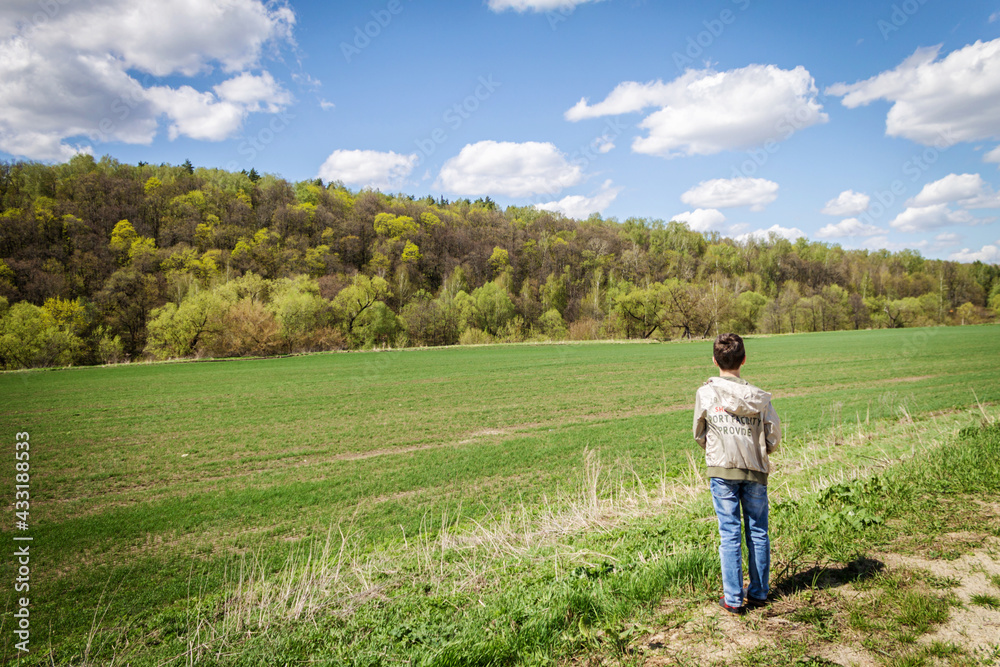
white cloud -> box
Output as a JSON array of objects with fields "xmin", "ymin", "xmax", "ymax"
[
  {"xmin": 960, "ymin": 193, "xmax": 1000, "ymax": 210},
  {"xmin": 0, "ymin": 38, "xmax": 158, "ymax": 159},
  {"xmin": 595, "ymin": 137, "xmax": 615, "ymax": 153},
  {"xmin": 566, "ymin": 80, "xmax": 673, "ymax": 120},
  {"xmin": 986, "ymin": 146, "xmax": 1000, "ymax": 164},
  {"xmin": 52, "ymin": 0, "xmax": 295, "ymax": 77},
  {"xmin": 535, "ymin": 179, "xmax": 621, "ymax": 219},
  {"xmin": 935, "ymin": 232, "xmax": 962, "ymax": 244},
  {"xmin": 0, "ymin": 131, "xmax": 93, "ymax": 163},
  {"xmin": 671, "ymin": 208, "xmax": 727, "ymax": 233},
  {"xmin": 735, "ymin": 224, "xmax": 807, "ymax": 243},
  {"xmin": 565, "ymin": 65, "xmax": 827, "ymax": 157},
  {"xmin": 826, "ymin": 40, "xmax": 1000, "ymax": 146},
  {"xmin": 908, "ymin": 173, "xmax": 986, "ymax": 207},
  {"xmin": 145, "ymin": 86, "xmax": 244, "ymax": 141},
  {"xmin": 317, "ymin": 149, "xmax": 418, "ymax": 191},
  {"xmin": 817, "ymin": 218, "xmax": 884, "ymax": 239},
  {"xmin": 906, "ymin": 172, "xmax": 1000, "ymax": 209},
  {"xmin": 948, "ymin": 243, "xmax": 1000, "ymax": 263},
  {"xmin": 681, "ymin": 177, "xmax": 779, "ymax": 212},
  {"xmin": 890, "ymin": 204, "xmax": 976, "ymax": 233},
  {"xmin": 214, "ymin": 71, "xmax": 292, "ymax": 113},
  {"xmin": 0, "ymin": 0, "xmax": 294, "ymax": 160},
  {"xmin": 437, "ymin": 140, "xmax": 583, "ymax": 197},
  {"xmin": 487, "ymin": 0, "xmax": 604, "ymax": 12},
  {"xmin": 821, "ymin": 190, "xmax": 870, "ymax": 216}
]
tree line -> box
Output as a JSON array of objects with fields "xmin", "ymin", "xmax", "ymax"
[{"xmin": 0, "ymin": 155, "xmax": 997, "ymax": 370}]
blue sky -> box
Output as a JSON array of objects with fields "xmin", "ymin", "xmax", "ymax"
[{"xmin": 1, "ymin": 0, "xmax": 999, "ymax": 262}]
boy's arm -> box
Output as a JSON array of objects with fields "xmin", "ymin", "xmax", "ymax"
[
  {"xmin": 692, "ymin": 388, "xmax": 708, "ymax": 449},
  {"xmin": 763, "ymin": 401, "xmax": 781, "ymax": 454}
]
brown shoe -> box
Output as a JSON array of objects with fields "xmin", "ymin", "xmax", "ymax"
[{"xmin": 743, "ymin": 587, "xmax": 767, "ymax": 608}]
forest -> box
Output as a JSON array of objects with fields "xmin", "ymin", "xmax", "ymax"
[{"xmin": 0, "ymin": 154, "xmax": 997, "ymax": 370}]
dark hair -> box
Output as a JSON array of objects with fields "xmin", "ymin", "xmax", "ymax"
[{"xmin": 713, "ymin": 333, "xmax": 745, "ymax": 371}]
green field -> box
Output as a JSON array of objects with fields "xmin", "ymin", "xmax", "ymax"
[{"xmin": 1, "ymin": 325, "xmax": 999, "ymax": 664}]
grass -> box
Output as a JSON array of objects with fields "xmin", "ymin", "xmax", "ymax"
[
  {"xmin": 12, "ymin": 418, "xmax": 999, "ymax": 664},
  {"xmin": 0, "ymin": 324, "xmax": 999, "ymax": 664},
  {"xmin": 970, "ymin": 594, "xmax": 1000, "ymax": 610}
]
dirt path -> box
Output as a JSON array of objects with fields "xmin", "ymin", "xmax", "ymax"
[{"xmin": 639, "ymin": 536, "xmax": 1000, "ymax": 666}]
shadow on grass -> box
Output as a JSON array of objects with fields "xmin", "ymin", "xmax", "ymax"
[{"xmin": 772, "ymin": 556, "xmax": 885, "ymax": 599}]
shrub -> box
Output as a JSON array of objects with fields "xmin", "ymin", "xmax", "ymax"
[
  {"xmin": 210, "ymin": 298, "xmax": 282, "ymax": 357},
  {"xmin": 496, "ymin": 316, "xmax": 526, "ymax": 343},
  {"xmin": 568, "ymin": 318, "xmax": 601, "ymax": 341},
  {"xmin": 459, "ymin": 328, "xmax": 493, "ymax": 345},
  {"xmin": 538, "ymin": 309, "xmax": 568, "ymax": 340}
]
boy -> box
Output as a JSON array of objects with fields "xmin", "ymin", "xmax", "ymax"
[{"xmin": 693, "ymin": 333, "xmax": 781, "ymax": 614}]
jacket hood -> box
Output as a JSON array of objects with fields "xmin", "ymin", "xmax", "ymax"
[{"xmin": 705, "ymin": 377, "xmax": 772, "ymax": 416}]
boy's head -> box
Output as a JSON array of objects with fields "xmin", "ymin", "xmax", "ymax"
[{"xmin": 713, "ymin": 333, "xmax": 746, "ymax": 371}]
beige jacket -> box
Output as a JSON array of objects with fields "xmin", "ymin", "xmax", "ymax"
[{"xmin": 693, "ymin": 376, "xmax": 781, "ymax": 478}]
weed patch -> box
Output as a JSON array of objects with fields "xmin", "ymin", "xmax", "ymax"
[{"xmin": 970, "ymin": 593, "xmax": 1000, "ymax": 610}]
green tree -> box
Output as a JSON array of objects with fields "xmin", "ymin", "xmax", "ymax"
[
  {"xmin": 729, "ymin": 291, "xmax": 768, "ymax": 334},
  {"xmin": 354, "ymin": 300, "xmax": 401, "ymax": 348},
  {"xmin": 144, "ymin": 290, "xmax": 230, "ymax": 360},
  {"xmin": 41, "ymin": 297, "xmax": 88, "ymax": 336},
  {"xmin": 215, "ymin": 271, "xmax": 271, "ymax": 305},
  {"xmin": 401, "ymin": 240, "xmax": 422, "ymax": 264},
  {"xmin": 470, "ymin": 281, "xmax": 515, "ymax": 336},
  {"xmin": 304, "ymin": 245, "xmax": 334, "ymax": 277},
  {"xmin": 143, "ymin": 176, "xmax": 163, "ymax": 195},
  {"xmin": 0, "ymin": 259, "xmax": 14, "ymax": 297},
  {"xmin": 161, "ymin": 248, "xmax": 223, "ymax": 302},
  {"xmin": 989, "ymin": 291, "xmax": 1000, "ymax": 317},
  {"xmin": 613, "ymin": 282, "xmax": 666, "ymax": 339},
  {"xmin": 986, "ymin": 281, "xmax": 1000, "ymax": 317},
  {"xmin": 373, "ymin": 213, "xmax": 418, "ymax": 239},
  {"xmin": 270, "ymin": 276, "xmax": 334, "ymax": 352},
  {"xmin": 660, "ymin": 280, "xmax": 710, "ymax": 339},
  {"xmin": 332, "ymin": 274, "xmax": 391, "ymax": 342},
  {"xmin": 538, "ymin": 308, "xmax": 567, "ymax": 339},
  {"xmin": 701, "ymin": 243, "xmax": 742, "ymax": 277},
  {"xmin": 541, "ymin": 271, "xmax": 569, "ymax": 315},
  {"xmin": 489, "ymin": 247, "xmax": 510, "ymax": 275},
  {"xmin": 97, "ymin": 268, "xmax": 159, "ymax": 357},
  {"xmin": 820, "ymin": 284, "xmax": 850, "ymax": 331},
  {"xmin": 401, "ymin": 292, "xmax": 460, "ymax": 347},
  {"xmin": 231, "ymin": 227, "xmax": 282, "ymax": 278},
  {"xmin": 0, "ymin": 301, "xmax": 84, "ymax": 369},
  {"xmin": 955, "ymin": 301, "xmax": 979, "ymax": 325},
  {"xmin": 109, "ymin": 218, "xmax": 157, "ymax": 268},
  {"xmin": 109, "ymin": 219, "xmax": 138, "ymax": 260}
]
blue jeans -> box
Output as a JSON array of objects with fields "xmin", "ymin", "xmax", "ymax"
[{"xmin": 710, "ymin": 477, "xmax": 770, "ymax": 607}]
